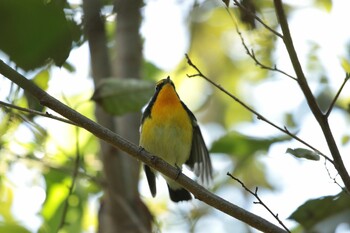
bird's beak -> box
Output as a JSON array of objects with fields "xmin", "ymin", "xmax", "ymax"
[{"xmin": 165, "ymin": 76, "xmax": 171, "ymax": 83}]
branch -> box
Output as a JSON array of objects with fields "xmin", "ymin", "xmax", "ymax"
[
  {"xmin": 325, "ymin": 73, "xmax": 350, "ymax": 117},
  {"xmin": 273, "ymin": 0, "xmax": 350, "ymax": 192},
  {"xmin": 224, "ymin": 6, "xmax": 296, "ymax": 81},
  {"xmin": 227, "ymin": 173, "xmax": 291, "ymax": 233},
  {"xmin": 232, "ymin": 0, "xmax": 283, "ymax": 39},
  {"xmin": 0, "ymin": 100, "xmax": 78, "ymax": 126},
  {"xmin": 0, "ymin": 60, "xmax": 287, "ymax": 233},
  {"xmin": 238, "ymin": 31, "xmax": 296, "ymax": 81},
  {"xmin": 324, "ymin": 159, "xmax": 344, "ymax": 191},
  {"xmin": 185, "ymin": 54, "xmax": 333, "ymax": 164}
]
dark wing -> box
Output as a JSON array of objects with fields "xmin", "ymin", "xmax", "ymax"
[
  {"xmin": 182, "ymin": 102, "xmax": 213, "ymax": 184},
  {"xmin": 144, "ymin": 165, "xmax": 157, "ymax": 197}
]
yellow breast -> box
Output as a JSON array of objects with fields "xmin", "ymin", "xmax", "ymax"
[{"xmin": 140, "ymin": 84, "xmax": 192, "ymax": 166}]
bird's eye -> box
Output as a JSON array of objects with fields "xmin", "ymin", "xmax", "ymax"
[{"xmin": 155, "ymin": 83, "xmax": 162, "ymax": 91}]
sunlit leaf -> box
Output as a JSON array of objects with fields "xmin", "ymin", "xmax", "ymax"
[
  {"xmin": 341, "ymin": 135, "xmax": 350, "ymax": 145},
  {"xmin": 286, "ymin": 148, "xmax": 320, "ymax": 161},
  {"xmin": 92, "ymin": 78, "xmax": 155, "ymax": 116},
  {"xmin": 24, "ymin": 70, "xmax": 50, "ymax": 114},
  {"xmin": 32, "ymin": 70, "xmax": 50, "ymax": 90},
  {"xmin": 341, "ymin": 57, "xmax": 350, "ymax": 73},
  {"xmin": 315, "ymin": 0, "xmax": 333, "ymax": 12},
  {"xmin": 289, "ymin": 191, "xmax": 350, "ymax": 231},
  {"xmin": 41, "ymin": 182, "xmax": 69, "ymax": 218},
  {"xmin": 0, "ymin": 180, "xmax": 14, "ymax": 222},
  {"xmin": 0, "ymin": 223, "xmax": 31, "ymax": 233}
]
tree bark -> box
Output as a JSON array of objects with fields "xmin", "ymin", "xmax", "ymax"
[{"xmin": 83, "ymin": 0, "xmax": 151, "ymax": 232}]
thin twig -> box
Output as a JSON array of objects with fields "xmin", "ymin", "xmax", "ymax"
[
  {"xmin": 323, "ymin": 158, "xmax": 344, "ymax": 190},
  {"xmin": 185, "ymin": 54, "xmax": 333, "ymax": 164},
  {"xmin": 240, "ymin": 33, "xmax": 296, "ymax": 81},
  {"xmin": 0, "ymin": 100, "xmax": 78, "ymax": 126},
  {"xmin": 232, "ymin": 0, "xmax": 283, "ymax": 38},
  {"xmin": 224, "ymin": 6, "xmax": 296, "ymax": 81},
  {"xmin": 56, "ymin": 127, "xmax": 81, "ymax": 232},
  {"xmin": 227, "ymin": 173, "xmax": 291, "ymax": 233},
  {"xmin": 325, "ymin": 73, "xmax": 350, "ymax": 117}
]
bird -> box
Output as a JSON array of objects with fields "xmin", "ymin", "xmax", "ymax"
[{"xmin": 139, "ymin": 76, "xmax": 212, "ymax": 202}]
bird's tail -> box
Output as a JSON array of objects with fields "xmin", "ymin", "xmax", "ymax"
[{"xmin": 167, "ymin": 184, "xmax": 192, "ymax": 202}]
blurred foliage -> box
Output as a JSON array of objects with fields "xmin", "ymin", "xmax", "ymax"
[
  {"xmin": 314, "ymin": 0, "xmax": 333, "ymax": 12},
  {"xmin": 290, "ymin": 191, "xmax": 350, "ymax": 232},
  {"xmin": 0, "ymin": 92, "xmax": 100, "ymax": 232},
  {"xmin": 2, "ymin": 0, "xmax": 350, "ymax": 233},
  {"xmin": 0, "ymin": 0, "xmax": 82, "ymax": 71},
  {"xmin": 211, "ymin": 132, "xmax": 289, "ymax": 189},
  {"xmin": 92, "ymin": 78, "xmax": 155, "ymax": 116}
]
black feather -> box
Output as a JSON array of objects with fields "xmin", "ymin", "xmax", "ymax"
[
  {"xmin": 141, "ymin": 76, "xmax": 175, "ymax": 123},
  {"xmin": 167, "ymin": 184, "xmax": 192, "ymax": 202},
  {"xmin": 144, "ymin": 165, "xmax": 156, "ymax": 197},
  {"xmin": 182, "ymin": 102, "xmax": 213, "ymax": 184}
]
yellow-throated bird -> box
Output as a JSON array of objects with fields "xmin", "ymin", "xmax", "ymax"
[{"xmin": 140, "ymin": 76, "xmax": 212, "ymax": 202}]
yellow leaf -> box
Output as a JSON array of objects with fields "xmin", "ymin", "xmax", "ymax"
[{"xmin": 340, "ymin": 57, "xmax": 350, "ymax": 73}]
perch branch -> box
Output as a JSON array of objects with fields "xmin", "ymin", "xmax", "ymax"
[{"xmin": 0, "ymin": 59, "xmax": 287, "ymax": 233}]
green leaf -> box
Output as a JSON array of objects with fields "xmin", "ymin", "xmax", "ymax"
[
  {"xmin": 289, "ymin": 191, "xmax": 350, "ymax": 231},
  {"xmin": 32, "ymin": 70, "xmax": 50, "ymax": 90},
  {"xmin": 0, "ymin": 223, "xmax": 31, "ymax": 233},
  {"xmin": 341, "ymin": 135, "xmax": 350, "ymax": 145},
  {"xmin": 92, "ymin": 78, "xmax": 155, "ymax": 116},
  {"xmin": 0, "ymin": 0, "xmax": 74, "ymax": 70},
  {"xmin": 315, "ymin": 0, "xmax": 333, "ymax": 12},
  {"xmin": 286, "ymin": 148, "xmax": 320, "ymax": 161},
  {"xmin": 24, "ymin": 70, "xmax": 50, "ymax": 113},
  {"xmin": 341, "ymin": 57, "xmax": 350, "ymax": 73},
  {"xmin": 210, "ymin": 132, "xmax": 289, "ymax": 158},
  {"xmin": 0, "ymin": 180, "xmax": 15, "ymax": 222},
  {"xmin": 211, "ymin": 133, "xmax": 288, "ymax": 190}
]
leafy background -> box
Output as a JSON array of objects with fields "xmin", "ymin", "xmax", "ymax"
[{"xmin": 1, "ymin": 0, "xmax": 350, "ymax": 232}]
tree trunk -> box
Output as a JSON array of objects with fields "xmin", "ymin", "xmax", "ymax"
[{"xmin": 83, "ymin": 0, "xmax": 152, "ymax": 232}]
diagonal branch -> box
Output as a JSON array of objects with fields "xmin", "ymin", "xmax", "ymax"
[
  {"xmin": 185, "ymin": 54, "xmax": 333, "ymax": 164},
  {"xmin": 227, "ymin": 173, "xmax": 291, "ymax": 233},
  {"xmin": 0, "ymin": 100, "xmax": 78, "ymax": 126},
  {"xmin": 325, "ymin": 73, "xmax": 350, "ymax": 117},
  {"xmin": 237, "ymin": 29, "xmax": 296, "ymax": 81},
  {"xmin": 0, "ymin": 60, "xmax": 287, "ymax": 233},
  {"xmin": 224, "ymin": 6, "xmax": 296, "ymax": 81},
  {"xmin": 232, "ymin": 0, "xmax": 283, "ymax": 39},
  {"xmin": 273, "ymin": 0, "xmax": 350, "ymax": 192}
]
